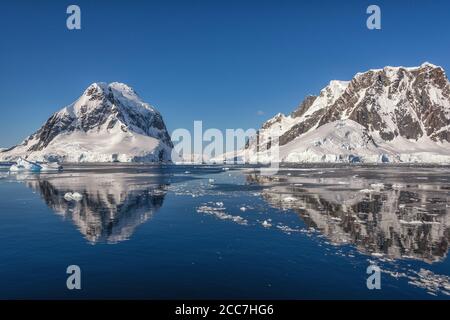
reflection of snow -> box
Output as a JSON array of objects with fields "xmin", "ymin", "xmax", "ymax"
[
  {"xmin": 247, "ymin": 166, "xmax": 450, "ymax": 264},
  {"xmin": 20, "ymin": 171, "xmax": 168, "ymax": 244}
]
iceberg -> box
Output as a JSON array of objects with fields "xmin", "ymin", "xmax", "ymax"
[{"xmin": 9, "ymin": 158, "xmax": 42, "ymax": 172}]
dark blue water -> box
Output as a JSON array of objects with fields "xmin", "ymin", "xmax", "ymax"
[{"xmin": 0, "ymin": 164, "xmax": 449, "ymax": 299}]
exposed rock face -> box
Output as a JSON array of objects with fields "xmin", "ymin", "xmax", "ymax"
[
  {"xmin": 316, "ymin": 63, "xmax": 450, "ymax": 143},
  {"xmin": 0, "ymin": 82, "xmax": 173, "ymax": 163},
  {"xmin": 245, "ymin": 63, "xmax": 450, "ymax": 163}
]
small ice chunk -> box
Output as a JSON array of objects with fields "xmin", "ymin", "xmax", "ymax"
[
  {"xmin": 64, "ymin": 193, "xmax": 74, "ymax": 201},
  {"xmin": 208, "ymin": 178, "xmax": 215, "ymax": 184},
  {"xmin": 262, "ymin": 220, "xmax": 272, "ymax": 228},
  {"xmin": 371, "ymin": 252, "xmax": 384, "ymax": 257},
  {"xmin": 239, "ymin": 207, "xmax": 247, "ymax": 212},
  {"xmin": 64, "ymin": 192, "xmax": 83, "ymax": 201}
]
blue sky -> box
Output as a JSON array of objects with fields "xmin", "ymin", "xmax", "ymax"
[{"xmin": 1, "ymin": 0, "xmax": 449, "ymax": 147}]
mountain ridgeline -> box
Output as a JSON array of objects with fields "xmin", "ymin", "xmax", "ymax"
[{"xmin": 245, "ymin": 63, "xmax": 450, "ymax": 163}]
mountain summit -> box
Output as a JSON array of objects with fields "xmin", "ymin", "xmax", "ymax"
[
  {"xmin": 245, "ymin": 63, "xmax": 450, "ymax": 163},
  {"xmin": 0, "ymin": 82, "xmax": 173, "ymax": 163}
]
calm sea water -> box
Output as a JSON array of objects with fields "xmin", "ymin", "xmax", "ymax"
[{"xmin": 0, "ymin": 163, "xmax": 449, "ymax": 299}]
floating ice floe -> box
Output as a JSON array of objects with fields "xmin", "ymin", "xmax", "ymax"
[
  {"xmin": 282, "ymin": 196, "xmax": 297, "ymax": 202},
  {"xmin": 276, "ymin": 224, "xmax": 300, "ymax": 234},
  {"xmin": 370, "ymin": 183, "xmax": 384, "ymax": 189},
  {"xmin": 371, "ymin": 252, "xmax": 384, "ymax": 257},
  {"xmin": 208, "ymin": 178, "xmax": 215, "ymax": 184},
  {"xmin": 261, "ymin": 220, "xmax": 272, "ymax": 228},
  {"xmin": 9, "ymin": 158, "xmax": 42, "ymax": 172},
  {"xmin": 64, "ymin": 192, "xmax": 83, "ymax": 201}
]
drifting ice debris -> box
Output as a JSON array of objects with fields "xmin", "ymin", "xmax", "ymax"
[
  {"xmin": 262, "ymin": 220, "xmax": 272, "ymax": 228},
  {"xmin": 222, "ymin": 167, "xmax": 230, "ymax": 171},
  {"xmin": 239, "ymin": 206, "xmax": 247, "ymax": 212},
  {"xmin": 282, "ymin": 196, "xmax": 297, "ymax": 202},
  {"xmin": 196, "ymin": 202, "xmax": 248, "ymax": 225},
  {"xmin": 371, "ymin": 252, "xmax": 384, "ymax": 257},
  {"xmin": 370, "ymin": 183, "xmax": 384, "ymax": 189},
  {"xmin": 276, "ymin": 224, "xmax": 299, "ymax": 234},
  {"xmin": 64, "ymin": 192, "xmax": 83, "ymax": 201},
  {"xmin": 208, "ymin": 178, "xmax": 215, "ymax": 184},
  {"xmin": 359, "ymin": 189, "xmax": 374, "ymax": 193}
]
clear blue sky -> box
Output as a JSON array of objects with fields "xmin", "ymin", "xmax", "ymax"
[{"xmin": 1, "ymin": 0, "xmax": 449, "ymax": 147}]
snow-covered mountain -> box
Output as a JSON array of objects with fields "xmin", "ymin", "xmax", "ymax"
[
  {"xmin": 0, "ymin": 82, "xmax": 173, "ymax": 163},
  {"xmin": 245, "ymin": 62, "xmax": 450, "ymax": 163}
]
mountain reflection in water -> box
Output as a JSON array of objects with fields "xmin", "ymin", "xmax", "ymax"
[
  {"xmin": 246, "ymin": 166, "xmax": 450, "ymax": 264},
  {"xmin": 20, "ymin": 171, "xmax": 171, "ymax": 244}
]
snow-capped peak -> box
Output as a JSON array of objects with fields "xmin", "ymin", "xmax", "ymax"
[{"xmin": 0, "ymin": 82, "xmax": 173, "ymax": 163}]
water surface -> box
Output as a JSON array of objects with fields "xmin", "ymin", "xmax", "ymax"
[{"xmin": 0, "ymin": 164, "xmax": 449, "ymax": 299}]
